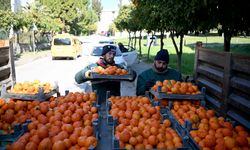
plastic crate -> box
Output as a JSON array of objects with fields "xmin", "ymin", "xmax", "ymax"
[
  {"xmin": 89, "ymin": 68, "xmax": 136, "ymax": 81},
  {"xmin": 160, "ymin": 110, "xmax": 202, "ymax": 150},
  {"xmin": 166, "ymin": 100, "xmax": 206, "ymax": 131},
  {"xmin": 111, "ymin": 112, "xmax": 190, "ymax": 150},
  {"xmin": 166, "ymin": 100, "xmax": 240, "ymax": 150},
  {"xmin": 149, "ymin": 86, "xmax": 206, "ymax": 100},
  {"xmin": 0, "ymin": 119, "xmax": 31, "ymax": 150},
  {"xmin": 1, "ymin": 82, "xmax": 59, "ymax": 101}
]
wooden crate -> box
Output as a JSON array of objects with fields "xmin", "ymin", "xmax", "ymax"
[
  {"xmin": 0, "ymin": 42, "xmax": 16, "ymax": 93},
  {"xmin": 194, "ymin": 43, "xmax": 250, "ymax": 129}
]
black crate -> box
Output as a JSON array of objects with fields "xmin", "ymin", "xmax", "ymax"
[
  {"xmin": 149, "ymin": 87, "xmax": 206, "ymax": 100},
  {"xmin": 90, "ymin": 68, "xmax": 136, "ymax": 81}
]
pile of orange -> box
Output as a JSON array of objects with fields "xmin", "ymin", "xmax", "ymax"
[
  {"xmin": 170, "ymin": 101, "xmax": 250, "ymax": 150},
  {"xmin": 109, "ymin": 96, "xmax": 183, "ymax": 149},
  {"xmin": 151, "ymin": 80, "xmax": 201, "ymax": 95},
  {"xmin": 8, "ymin": 80, "xmax": 53, "ymax": 95},
  {"xmin": 0, "ymin": 92, "xmax": 98, "ymax": 150},
  {"xmin": 94, "ymin": 66, "xmax": 128, "ymax": 75},
  {"xmin": 171, "ymin": 101, "xmax": 202, "ymax": 128}
]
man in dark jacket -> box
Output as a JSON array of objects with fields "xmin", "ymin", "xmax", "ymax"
[
  {"xmin": 136, "ymin": 49, "xmax": 182, "ymax": 95},
  {"xmin": 75, "ymin": 45, "xmax": 122, "ymax": 104}
]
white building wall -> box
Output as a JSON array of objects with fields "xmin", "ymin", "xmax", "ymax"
[
  {"xmin": 97, "ymin": 0, "xmax": 131, "ymax": 35},
  {"xmin": 97, "ymin": 10, "xmax": 118, "ymax": 35},
  {"xmin": 11, "ymin": 0, "xmax": 34, "ymax": 12}
]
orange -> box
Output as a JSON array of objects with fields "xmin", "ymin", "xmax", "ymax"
[
  {"xmin": 204, "ymin": 135, "xmax": 216, "ymax": 148},
  {"xmin": 222, "ymin": 128, "xmax": 233, "ymax": 137},
  {"xmin": 235, "ymin": 125, "xmax": 245, "ymax": 132},
  {"xmin": 224, "ymin": 136, "xmax": 236, "ymax": 149},
  {"xmin": 163, "ymin": 119, "xmax": 171, "ymax": 128},
  {"xmin": 148, "ymin": 135, "xmax": 157, "ymax": 146},
  {"xmin": 238, "ymin": 131, "xmax": 249, "ymax": 138},
  {"xmin": 129, "ymin": 137, "xmax": 138, "ymax": 146},
  {"xmin": 119, "ymin": 130, "xmax": 131, "ymax": 143},
  {"xmin": 236, "ymin": 136, "xmax": 248, "ymax": 147}
]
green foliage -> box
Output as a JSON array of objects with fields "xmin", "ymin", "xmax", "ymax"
[
  {"xmin": 39, "ymin": 0, "xmax": 98, "ymax": 35},
  {"xmin": 23, "ymin": 1, "xmax": 64, "ymax": 32},
  {"xmin": 217, "ymin": 0, "xmax": 250, "ymax": 35},
  {"xmin": 92, "ymin": 0, "xmax": 102, "ymax": 21},
  {"xmin": 0, "ymin": 0, "xmax": 10, "ymax": 10},
  {"xmin": 0, "ymin": 10, "xmax": 14, "ymax": 31},
  {"xmin": 108, "ymin": 23, "xmax": 117, "ymax": 35},
  {"xmin": 114, "ymin": 5, "xmax": 134, "ymax": 32},
  {"xmin": 77, "ymin": 10, "xmax": 98, "ymax": 35}
]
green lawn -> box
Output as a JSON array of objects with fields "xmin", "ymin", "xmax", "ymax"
[{"xmin": 115, "ymin": 35, "xmax": 250, "ymax": 76}]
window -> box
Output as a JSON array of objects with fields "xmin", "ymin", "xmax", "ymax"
[
  {"xmin": 91, "ymin": 46, "xmax": 122, "ymax": 56},
  {"xmin": 54, "ymin": 38, "xmax": 71, "ymax": 45}
]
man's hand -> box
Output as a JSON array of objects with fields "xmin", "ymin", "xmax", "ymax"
[
  {"xmin": 145, "ymin": 80, "xmax": 155, "ymax": 91},
  {"xmin": 85, "ymin": 70, "xmax": 91, "ymax": 78}
]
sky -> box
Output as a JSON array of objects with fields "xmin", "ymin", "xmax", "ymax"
[
  {"xmin": 101, "ymin": 0, "xmax": 130, "ymax": 10},
  {"xmin": 101, "ymin": 0, "xmax": 119, "ymax": 10}
]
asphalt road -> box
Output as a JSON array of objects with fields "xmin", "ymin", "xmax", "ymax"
[{"xmin": 15, "ymin": 56, "xmax": 151, "ymax": 96}]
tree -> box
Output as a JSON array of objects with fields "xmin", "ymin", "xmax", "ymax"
[
  {"xmin": 216, "ymin": 0, "xmax": 250, "ymax": 51},
  {"xmin": 132, "ymin": 0, "xmax": 165, "ymax": 60},
  {"xmin": 39, "ymin": 0, "xmax": 97, "ymax": 35},
  {"xmin": 0, "ymin": 10, "xmax": 14, "ymax": 32},
  {"xmin": 108, "ymin": 23, "xmax": 117, "ymax": 36},
  {"xmin": 78, "ymin": 10, "xmax": 98, "ymax": 35},
  {"xmin": 92, "ymin": 0, "xmax": 102, "ymax": 21},
  {"xmin": 114, "ymin": 5, "xmax": 134, "ymax": 46},
  {"xmin": 0, "ymin": 0, "xmax": 10, "ymax": 10},
  {"xmin": 24, "ymin": 1, "xmax": 63, "ymax": 33},
  {"xmin": 131, "ymin": 0, "xmax": 218, "ymax": 72}
]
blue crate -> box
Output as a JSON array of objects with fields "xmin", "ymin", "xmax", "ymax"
[
  {"xmin": 93, "ymin": 119, "xmax": 100, "ymax": 140},
  {"xmin": 187, "ymin": 133, "xmax": 201, "ymax": 150},
  {"xmin": 0, "ymin": 120, "xmax": 31, "ymax": 142},
  {"xmin": 0, "ymin": 120, "xmax": 31, "ymax": 150},
  {"xmin": 111, "ymin": 112, "xmax": 190, "ymax": 150}
]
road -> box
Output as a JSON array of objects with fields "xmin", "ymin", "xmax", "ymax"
[{"xmin": 15, "ymin": 56, "xmax": 151, "ymax": 96}]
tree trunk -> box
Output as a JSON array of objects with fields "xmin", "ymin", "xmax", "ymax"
[
  {"xmin": 147, "ymin": 33, "xmax": 154, "ymax": 60},
  {"xmin": 170, "ymin": 31, "xmax": 183, "ymax": 72},
  {"xmin": 170, "ymin": 31, "xmax": 179, "ymax": 54},
  {"xmin": 224, "ymin": 31, "xmax": 232, "ymax": 52},
  {"xmin": 130, "ymin": 31, "xmax": 134, "ymax": 47},
  {"xmin": 128, "ymin": 32, "xmax": 131, "ymax": 47},
  {"xmin": 177, "ymin": 54, "xmax": 182, "ymax": 73},
  {"xmin": 17, "ymin": 32, "xmax": 20, "ymax": 44},
  {"xmin": 134, "ymin": 31, "xmax": 137, "ymax": 48},
  {"xmin": 178, "ymin": 34, "xmax": 184, "ymax": 73},
  {"xmin": 139, "ymin": 31, "xmax": 142, "ymax": 57},
  {"xmin": 160, "ymin": 30, "xmax": 164, "ymax": 50}
]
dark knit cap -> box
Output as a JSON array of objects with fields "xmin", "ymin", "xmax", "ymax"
[
  {"xmin": 102, "ymin": 45, "xmax": 116, "ymax": 56},
  {"xmin": 154, "ymin": 49, "xmax": 169, "ymax": 63}
]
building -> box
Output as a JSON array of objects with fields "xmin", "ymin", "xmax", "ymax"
[
  {"xmin": 97, "ymin": 9, "xmax": 118, "ymax": 35},
  {"xmin": 97, "ymin": 0, "xmax": 130, "ymax": 36}
]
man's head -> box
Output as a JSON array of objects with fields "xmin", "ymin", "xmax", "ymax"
[
  {"xmin": 102, "ymin": 45, "xmax": 116, "ymax": 64},
  {"xmin": 154, "ymin": 49, "xmax": 169, "ymax": 72}
]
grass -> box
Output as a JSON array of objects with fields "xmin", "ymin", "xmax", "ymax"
[{"xmin": 114, "ymin": 35, "xmax": 250, "ymax": 76}]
